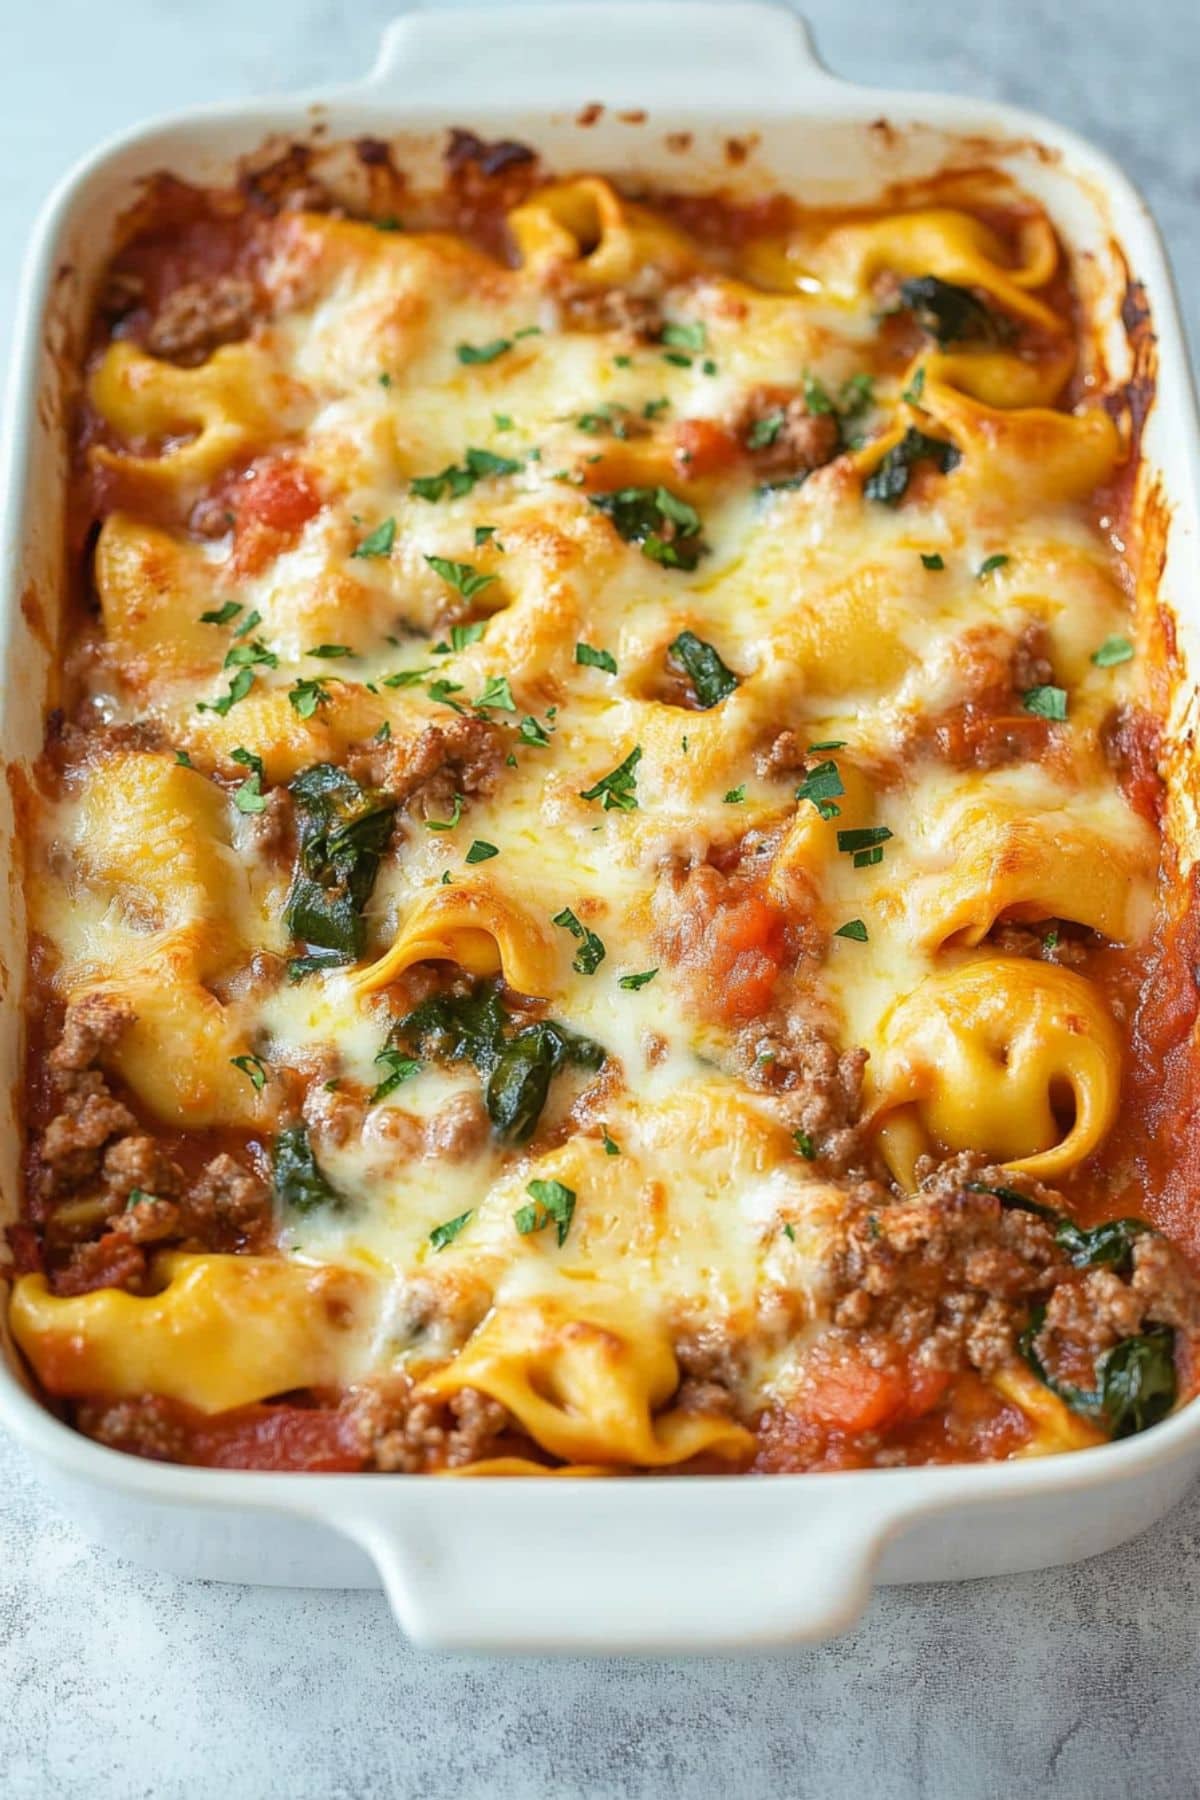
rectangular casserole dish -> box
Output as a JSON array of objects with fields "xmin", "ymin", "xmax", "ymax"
[{"xmin": 1, "ymin": 0, "xmax": 1198, "ymax": 1653}]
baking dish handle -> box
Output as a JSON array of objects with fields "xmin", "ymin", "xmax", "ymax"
[
  {"xmin": 335, "ymin": 1479, "xmax": 889, "ymax": 1652},
  {"xmin": 361, "ymin": 3, "xmax": 843, "ymax": 113}
]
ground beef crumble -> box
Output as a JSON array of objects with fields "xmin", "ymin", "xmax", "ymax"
[
  {"xmin": 345, "ymin": 716, "xmax": 504, "ymax": 824},
  {"xmin": 736, "ymin": 1010, "xmax": 868, "ymax": 1178},
  {"xmin": 827, "ymin": 1153, "xmax": 1200, "ymax": 1397},
  {"xmin": 20, "ymin": 999, "xmax": 272, "ymax": 1294},
  {"xmin": 753, "ymin": 727, "xmax": 808, "ymax": 782},
  {"xmin": 734, "ymin": 385, "xmax": 842, "ymax": 480},
  {"xmin": 346, "ymin": 1378, "xmax": 513, "ymax": 1471},
  {"xmin": 144, "ymin": 274, "xmax": 258, "ymax": 365},
  {"xmin": 75, "ymin": 1395, "xmax": 191, "ymax": 1463}
]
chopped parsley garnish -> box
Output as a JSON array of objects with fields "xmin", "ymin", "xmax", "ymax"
[
  {"xmin": 553, "ymin": 906, "xmax": 606, "ymax": 975},
  {"xmin": 701, "ymin": 358, "xmax": 718, "ymax": 376},
  {"xmin": 425, "ymin": 793, "xmax": 465, "ymax": 832},
  {"xmin": 514, "ymin": 1177, "xmax": 576, "ymax": 1247},
  {"xmin": 1023, "ymin": 685, "xmax": 1069, "ymax": 721},
  {"xmin": 200, "ymin": 600, "xmax": 243, "ymax": 626},
  {"xmin": 834, "ymin": 918, "xmax": 869, "ymax": 942},
  {"xmin": 793, "ymin": 1129, "xmax": 816, "ymax": 1160},
  {"xmin": 382, "ymin": 666, "xmax": 435, "ymax": 689},
  {"xmin": 224, "ymin": 636, "xmax": 277, "ymax": 673},
  {"xmin": 1093, "ymin": 634, "xmax": 1134, "ymax": 667},
  {"xmin": 288, "ymin": 677, "xmax": 332, "ymax": 719},
  {"xmin": 457, "ymin": 338, "xmax": 512, "ymax": 364},
  {"xmin": 197, "ymin": 667, "xmax": 255, "ymax": 716},
  {"xmin": 579, "ymin": 745, "xmax": 642, "ymax": 812},
  {"xmin": 576, "ymin": 403, "xmax": 634, "ymax": 439},
  {"xmin": 921, "ymin": 552, "xmax": 945, "ymax": 570},
  {"xmin": 837, "ymin": 824, "xmax": 893, "ymax": 868},
  {"xmin": 747, "ymin": 409, "xmax": 785, "ymax": 449},
  {"xmin": 802, "ymin": 371, "xmax": 835, "ymax": 415},
  {"xmin": 351, "ymin": 518, "xmax": 396, "ymax": 558},
  {"xmin": 429, "ymin": 1209, "xmax": 473, "ymax": 1251},
  {"xmin": 426, "ymin": 678, "xmax": 466, "ymax": 713},
  {"xmin": 782, "ymin": 1222, "xmax": 796, "ymax": 1242},
  {"xmin": 602, "ymin": 1129, "xmax": 621, "ymax": 1155},
  {"xmin": 807, "ymin": 739, "xmax": 847, "ymax": 752},
  {"xmin": 230, "ymin": 746, "xmax": 267, "ymax": 815},
  {"xmin": 474, "ymin": 524, "xmax": 499, "ymax": 547},
  {"xmin": 901, "ymin": 366, "xmax": 926, "ymax": 406},
  {"xmin": 230, "ymin": 1053, "xmax": 268, "ymax": 1092},
  {"xmin": 724, "ymin": 785, "xmax": 746, "ymax": 804},
  {"xmin": 434, "ymin": 621, "xmax": 487, "ymax": 655},
  {"xmin": 661, "ymin": 320, "xmax": 707, "ymax": 352},
  {"xmin": 977, "ymin": 553, "xmax": 1010, "ymax": 578},
  {"xmin": 795, "ymin": 758, "xmax": 846, "ymax": 820},
  {"xmin": 575, "ymin": 642, "xmax": 618, "ymax": 674},
  {"xmin": 643, "ymin": 396, "xmax": 671, "ymax": 420},
  {"xmin": 375, "ymin": 721, "xmax": 391, "ymax": 742},
  {"xmin": 174, "ymin": 749, "xmax": 194, "ymax": 767},
  {"xmin": 619, "ymin": 969, "xmax": 658, "ymax": 991},
  {"xmin": 410, "ymin": 448, "xmax": 522, "ymax": 502},
  {"xmin": 589, "ymin": 486, "xmax": 704, "ymax": 570},
  {"xmin": 231, "ymin": 608, "xmax": 263, "ymax": 641},
  {"xmin": 668, "ymin": 629, "xmax": 739, "ymax": 707},
  {"xmin": 518, "ymin": 714, "xmax": 553, "ymax": 747},
  {"xmin": 838, "ymin": 373, "xmax": 875, "ymax": 418},
  {"xmin": 492, "ymin": 413, "xmax": 514, "ymax": 432},
  {"xmin": 424, "ymin": 555, "xmax": 497, "ymax": 600},
  {"xmin": 307, "ymin": 645, "xmax": 355, "ymax": 661},
  {"xmin": 466, "ymin": 839, "xmax": 499, "ymax": 863},
  {"xmin": 863, "ymin": 427, "xmax": 961, "ymax": 507},
  {"xmin": 474, "ymin": 674, "xmax": 515, "ymax": 714}
]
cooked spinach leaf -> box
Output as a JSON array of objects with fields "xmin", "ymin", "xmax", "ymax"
[
  {"xmin": 284, "ymin": 763, "xmax": 396, "ymax": 960},
  {"xmin": 898, "ymin": 276, "xmax": 1009, "ymax": 345},
  {"xmin": 273, "ymin": 1121, "xmax": 346, "ymax": 1215},
  {"xmin": 392, "ymin": 983, "xmax": 508, "ymax": 1075},
  {"xmin": 965, "ymin": 1179, "xmax": 1060, "ymax": 1223},
  {"xmin": 1055, "ymin": 1216, "xmax": 1149, "ymax": 1275},
  {"xmin": 668, "ymin": 630, "xmax": 739, "ymax": 708},
  {"xmin": 1019, "ymin": 1306, "xmax": 1176, "ymax": 1440},
  {"xmin": 589, "ymin": 486, "xmax": 705, "ymax": 570},
  {"xmin": 863, "ymin": 427, "xmax": 961, "ymax": 507},
  {"xmin": 1098, "ymin": 1327, "xmax": 1177, "ymax": 1438},
  {"xmin": 389, "ymin": 982, "xmax": 604, "ymax": 1145}
]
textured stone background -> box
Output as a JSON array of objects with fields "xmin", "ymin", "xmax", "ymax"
[{"xmin": 2, "ymin": 2, "xmax": 1199, "ymax": 1795}]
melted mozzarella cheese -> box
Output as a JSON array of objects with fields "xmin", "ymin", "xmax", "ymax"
[{"xmin": 34, "ymin": 195, "xmax": 1152, "ymax": 1422}]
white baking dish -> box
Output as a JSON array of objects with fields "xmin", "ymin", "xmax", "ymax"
[{"xmin": 2, "ymin": 0, "xmax": 1198, "ymax": 1653}]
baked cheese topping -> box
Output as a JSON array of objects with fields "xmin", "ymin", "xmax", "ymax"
[{"xmin": 11, "ymin": 146, "xmax": 1195, "ymax": 1474}]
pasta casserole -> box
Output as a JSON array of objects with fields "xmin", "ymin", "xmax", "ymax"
[{"xmin": 7, "ymin": 130, "xmax": 1199, "ymax": 1475}]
